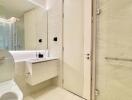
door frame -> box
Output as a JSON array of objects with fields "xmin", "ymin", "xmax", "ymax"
[{"xmin": 91, "ymin": 0, "xmax": 97, "ymax": 100}]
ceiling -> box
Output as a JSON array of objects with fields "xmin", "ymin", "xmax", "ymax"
[
  {"xmin": 29, "ymin": 0, "xmax": 46, "ymax": 8},
  {"xmin": 0, "ymin": 0, "xmax": 37, "ymax": 18}
]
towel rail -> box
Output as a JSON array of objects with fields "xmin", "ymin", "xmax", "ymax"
[{"xmin": 105, "ymin": 57, "xmax": 132, "ymax": 62}]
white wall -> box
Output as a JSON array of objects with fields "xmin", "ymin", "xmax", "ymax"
[
  {"xmin": 47, "ymin": 0, "xmax": 63, "ymax": 58},
  {"xmin": 47, "ymin": 0, "xmax": 63, "ymax": 86},
  {"xmin": 24, "ymin": 7, "xmax": 47, "ymax": 50}
]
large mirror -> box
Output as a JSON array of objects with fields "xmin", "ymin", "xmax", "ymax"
[{"xmin": 0, "ymin": 0, "xmax": 48, "ymax": 50}]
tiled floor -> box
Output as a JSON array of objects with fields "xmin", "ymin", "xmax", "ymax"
[{"xmin": 24, "ymin": 86, "xmax": 84, "ymax": 100}]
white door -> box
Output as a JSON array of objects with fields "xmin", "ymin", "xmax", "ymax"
[{"xmin": 63, "ymin": 0, "xmax": 92, "ymax": 99}]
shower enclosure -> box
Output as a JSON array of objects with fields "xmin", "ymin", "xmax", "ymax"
[
  {"xmin": 95, "ymin": 0, "xmax": 132, "ymax": 100},
  {"xmin": 0, "ymin": 18, "xmax": 24, "ymax": 50}
]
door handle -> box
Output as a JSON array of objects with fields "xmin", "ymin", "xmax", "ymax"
[
  {"xmin": 84, "ymin": 53, "xmax": 90, "ymax": 56},
  {"xmin": 87, "ymin": 57, "xmax": 90, "ymax": 60},
  {"xmin": 84, "ymin": 53, "xmax": 90, "ymax": 60}
]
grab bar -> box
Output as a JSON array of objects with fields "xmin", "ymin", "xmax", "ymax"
[{"xmin": 105, "ymin": 57, "xmax": 132, "ymax": 62}]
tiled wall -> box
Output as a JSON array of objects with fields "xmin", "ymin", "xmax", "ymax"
[
  {"xmin": 47, "ymin": 0, "xmax": 63, "ymax": 86},
  {"xmin": 47, "ymin": 0, "xmax": 63, "ymax": 58},
  {"xmin": 24, "ymin": 7, "xmax": 48, "ymax": 50}
]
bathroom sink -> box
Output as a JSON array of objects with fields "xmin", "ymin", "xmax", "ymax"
[{"xmin": 27, "ymin": 57, "xmax": 58, "ymax": 63}]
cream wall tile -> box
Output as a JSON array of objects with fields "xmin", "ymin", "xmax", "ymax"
[
  {"xmin": 24, "ymin": 7, "xmax": 48, "ymax": 50},
  {"xmin": 47, "ymin": 0, "xmax": 63, "ymax": 86}
]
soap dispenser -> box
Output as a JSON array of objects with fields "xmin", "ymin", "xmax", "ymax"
[{"xmin": 38, "ymin": 52, "xmax": 43, "ymax": 58}]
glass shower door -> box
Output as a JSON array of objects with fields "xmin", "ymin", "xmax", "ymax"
[
  {"xmin": 0, "ymin": 21, "xmax": 17, "ymax": 50},
  {"xmin": 96, "ymin": 0, "xmax": 132, "ymax": 100},
  {"xmin": 0, "ymin": 21, "xmax": 10, "ymax": 50}
]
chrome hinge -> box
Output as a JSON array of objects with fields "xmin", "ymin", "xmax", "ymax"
[
  {"xmin": 95, "ymin": 89, "xmax": 100, "ymax": 96},
  {"xmin": 96, "ymin": 9, "xmax": 101, "ymax": 15}
]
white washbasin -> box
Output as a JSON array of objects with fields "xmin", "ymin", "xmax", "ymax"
[{"xmin": 27, "ymin": 57, "xmax": 58, "ymax": 63}]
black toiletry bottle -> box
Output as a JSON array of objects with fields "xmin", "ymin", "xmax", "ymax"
[{"xmin": 38, "ymin": 53, "xmax": 43, "ymax": 58}]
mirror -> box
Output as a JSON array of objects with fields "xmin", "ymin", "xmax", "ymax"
[{"xmin": 0, "ymin": 0, "xmax": 48, "ymax": 50}]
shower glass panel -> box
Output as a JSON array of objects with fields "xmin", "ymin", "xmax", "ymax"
[
  {"xmin": 0, "ymin": 21, "xmax": 17, "ymax": 50},
  {"xmin": 96, "ymin": 0, "xmax": 132, "ymax": 100}
]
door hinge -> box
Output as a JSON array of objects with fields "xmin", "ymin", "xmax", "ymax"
[
  {"xmin": 96, "ymin": 9, "xmax": 102, "ymax": 15},
  {"xmin": 95, "ymin": 89, "xmax": 100, "ymax": 96}
]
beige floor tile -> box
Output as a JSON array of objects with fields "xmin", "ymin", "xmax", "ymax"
[{"xmin": 24, "ymin": 86, "xmax": 84, "ymax": 100}]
